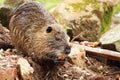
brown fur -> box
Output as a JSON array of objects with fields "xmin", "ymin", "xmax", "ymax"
[{"xmin": 9, "ymin": 2, "xmax": 70, "ymax": 79}]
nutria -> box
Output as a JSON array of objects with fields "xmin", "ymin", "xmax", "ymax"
[{"xmin": 9, "ymin": 1, "xmax": 71, "ymax": 79}]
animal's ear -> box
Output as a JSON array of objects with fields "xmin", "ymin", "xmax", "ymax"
[{"xmin": 46, "ymin": 26, "xmax": 52, "ymax": 33}]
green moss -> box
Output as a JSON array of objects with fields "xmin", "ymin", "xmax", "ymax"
[
  {"xmin": 100, "ymin": 3, "xmax": 114, "ymax": 33},
  {"xmin": 0, "ymin": 0, "xmax": 2, "ymax": 5},
  {"xmin": 114, "ymin": 4, "xmax": 120, "ymax": 14},
  {"xmin": 69, "ymin": 0, "xmax": 99, "ymax": 12},
  {"xmin": 83, "ymin": 0, "xmax": 99, "ymax": 9},
  {"xmin": 69, "ymin": 3, "xmax": 85, "ymax": 12}
]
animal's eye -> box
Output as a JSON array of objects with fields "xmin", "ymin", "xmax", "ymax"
[{"xmin": 46, "ymin": 26, "xmax": 52, "ymax": 33}]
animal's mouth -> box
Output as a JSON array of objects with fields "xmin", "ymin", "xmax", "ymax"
[
  {"xmin": 39, "ymin": 55, "xmax": 67, "ymax": 70},
  {"xmin": 49, "ymin": 55, "xmax": 67, "ymax": 65}
]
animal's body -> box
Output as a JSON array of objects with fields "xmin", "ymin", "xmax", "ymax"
[{"xmin": 9, "ymin": 2, "xmax": 71, "ymax": 79}]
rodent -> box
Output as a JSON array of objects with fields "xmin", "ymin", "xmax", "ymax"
[{"xmin": 9, "ymin": 1, "xmax": 71, "ymax": 68}]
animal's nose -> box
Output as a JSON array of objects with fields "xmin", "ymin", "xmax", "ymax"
[{"xmin": 64, "ymin": 46, "xmax": 71, "ymax": 54}]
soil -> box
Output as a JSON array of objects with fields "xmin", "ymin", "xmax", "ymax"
[{"xmin": 1, "ymin": 47, "xmax": 119, "ymax": 80}]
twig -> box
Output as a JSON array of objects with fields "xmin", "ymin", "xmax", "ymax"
[
  {"xmin": 43, "ymin": 71, "xmax": 50, "ymax": 80},
  {"xmin": 80, "ymin": 45, "xmax": 120, "ymax": 61},
  {"xmin": 105, "ymin": 71, "xmax": 120, "ymax": 76}
]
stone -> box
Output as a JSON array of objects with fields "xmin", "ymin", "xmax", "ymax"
[{"xmin": 100, "ymin": 24, "xmax": 120, "ymax": 52}]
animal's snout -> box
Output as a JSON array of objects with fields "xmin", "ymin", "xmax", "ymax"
[{"xmin": 64, "ymin": 46, "xmax": 71, "ymax": 54}]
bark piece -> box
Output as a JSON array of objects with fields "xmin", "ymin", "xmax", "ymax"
[
  {"xmin": 69, "ymin": 43, "xmax": 86, "ymax": 67},
  {"xmin": 82, "ymin": 45, "xmax": 120, "ymax": 61},
  {"xmin": 0, "ymin": 54, "xmax": 20, "ymax": 80},
  {"xmin": 17, "ymin": 57, "xmax": 34, "ymax": 80},
  {"xmin": 0, "ymin": 24, "xmax": 13, "ymax": 50}
]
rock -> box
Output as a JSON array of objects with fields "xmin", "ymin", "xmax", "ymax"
[
  {"xmin": 67, "ymin": 16, "xmax": 101, "ymax": 41},
  {"xmin": 50, "ymin": 0, "xmax": 101, "ymax": 41},
  {"xmin": 100, "ymin": 24, "xmax": 120, "ymax": 52},
  {"xmin": 68, "ymin": 42, "xmax": 86, "ymax": 67},
  {"xmin": 51, "ymin": 0, "xmax": 115, "ymax": 41}
]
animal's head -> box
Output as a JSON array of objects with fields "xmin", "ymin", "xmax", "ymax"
[{"xmin": 33, "ymin": 23, "xmax": 71, "ymax": 67}]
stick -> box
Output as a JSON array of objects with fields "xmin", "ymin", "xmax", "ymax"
[{"xmin": 81, "ymin": 45, "xmax": 120, "ymax": 61}]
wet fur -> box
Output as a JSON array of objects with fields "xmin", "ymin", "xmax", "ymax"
[{"xmin": 9, "ymin": 2, "xmax": 70, "ymax": 79}]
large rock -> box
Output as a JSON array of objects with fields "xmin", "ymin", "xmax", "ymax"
[
  {"xmin": 51, "ymin": 0, "xmax": 115, "ymax": 41},
  {"xmin": 100, "ymin": 24, "xmax": 120, "ymax": 52},
  {"xmin": 50, "ymin": 0, "xmax": 101, "ymax": 41}
]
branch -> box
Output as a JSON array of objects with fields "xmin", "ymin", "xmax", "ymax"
[{"xmin": 81, "ymin": 45, "xmax": 120, "ymax": 61}]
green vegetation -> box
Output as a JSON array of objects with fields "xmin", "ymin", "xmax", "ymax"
[
  {"xmin": 68, "ymin": 0, "xmax": 99, "ymax": 12},
  {"xmin": 100, "ymin": 3, "xmax": 114, "ymax": 33},
  {"xmin": 0, "ymin": 0, "xmax": 2, "ymax": 5},
  {"xmin": 36, "ymin": 0, "xmax": 62, "ymax": 10},
  {"xmin": 114, "ymin": 4, "xmax": 120, "ymax": 14}
]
